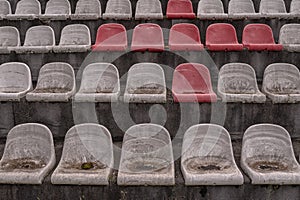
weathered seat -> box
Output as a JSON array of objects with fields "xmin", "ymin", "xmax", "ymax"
[
  {"xmin": 135, "ymin": 0, "xmax": 163, "ymax": 20},
  {"xmin": 279, "ymin": 24, "xmax": 300, "ymax": 52},
  {"xmin": 259, "ymin": 0, "xmax": 290, "ymax": 19},
  {"xmin": 197, "ymin": 0, "xmax": 228, "ymax": 20},
  {"xmin": 103, "ymin": 0, "xmax": 132, "ymax": 20},
  {"xmin": 0, "ymin": 26, "xmax": 20, "ymax": 54},
  {"xmin": 0, "ymin": 0, "xmax": 12, "ymax": 20},
  {"xmin": 71, "ymin": 0, "xmax": 101, "ymax": 20},
  {"xmin": 228, "ymin": 0, "xmax": 261, "ymax": 19},
  {"xmin": 167, "ymin": 0, "xmax": 195, "ymax": 19},
  {"xmin": 39, "ymin": 0, "xmax": 71, "ymax": 20},
  {"xmin": 290, "ymin": 0, "xmax": 300, "ymax": 18},
  {"xmin": 7, "ymin": 0, "xmax": 41, "ymax": 20}
]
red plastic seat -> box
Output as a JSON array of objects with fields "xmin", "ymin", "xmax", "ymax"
[
  {"xmin": 169, "ymin": 23, "xmax": 204, "ymax": 51},
  {"xmin": 92, "ymin": 23, "xmax": 127, "ymax": 51},
  {"xmin": 131, "ymin": 23, "xmax": 164, "ymax": 52},
  {"xmin": 167, "ymin": 0, "xmax": 195, "ymax": 19},
  {"xmin": 206, "ymin": 23, "xmax": 243, "ymax": 51},
  {"xmin": 243, "ymin": 24, "xmax": 283, "ymax": 51},
  {"xmin": 172, "ymin": 63, "xmax": 217, "ymax": 102}
]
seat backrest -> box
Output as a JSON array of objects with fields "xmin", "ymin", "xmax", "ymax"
[
  {"xmin": 136, "ymin": 0, "xmax": 162, "ymax": 14},
  {"xmin": 228, "ymin": 0, "xmax": 256, "ymax": 14},
  {"xmin": 167, "ymin": 0, "xmax": 194, "ymax": 14},
  {"xmin": 0, "ymin": 0, "xmax": 11, "ymax": 15},
  {"xmin": 259, "ymin": 0, "xmax": 287, "ymax": 13},
  {"xmin": 74, "ymin": 0, "xmax": 101, "ymax": 15},
  {"xmin": 291, "ymin": 0, "xmax": 300, "ymax": 13},
  {"xmin": 24, "ymin": 26, "xmax": 55, "ymax": 46},
  {"xmin": 206, "ymin": 23, "xmax": 239, "ymax": 45},
  {"xmin": 95, "ymin": 23, "xmax": 126, "ymax": 45},
  {"xmin": 15, "ymin": 0, "xmax": 41, "ymax": 15},
  {"xmin": 132, "ymin": 23, "xmax": 163, "ymax": 46},
  {"xmin": 169, "ymin": 23, "xmax": 201, "ymax": 44},
  {"xmin": 105, "ymin": 0, "xmax": 132, "ymax": 14},
  {"xmin": 44, "ymin": 0, "xmax": 71, "ymax": 15},
  {"xmin": 59, "ymin": 24, "xmax": 91, "ymax": 46},
  {"xmin": 198, "ymin": 0, "xmax": 225, "ymax": 14},
  {"xmin": 0, "ymin": 26, "xmax": 20, "ymax": 47},
  {"xmin": 243, "ymin": 24, "xmax": 276, "ymax": 45},
  {"xmin": 279, "ymin": 24, "xmax": 300, "ymax": 45}
]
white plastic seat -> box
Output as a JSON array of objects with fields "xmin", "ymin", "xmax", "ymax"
[
  {"xmin": 228, "ymin": 0, "xmax": 261, "ymax": 19},
  {"xmin": 197, "ymin": 0, "xmax": 228, "ymax": 20},
  {"xmin": 51, "ymin": 124, "xmax": 113, "ymax": 185},
  {"xmin": 39, "ymin": 0, "xmax": 71, "ymax": 20},
  {"xmin": 279, "ymin": 24, "xmax": 300, "ymax": 52},
  {"xmin": 135, "ymin": 0, "xmax": 163, "ymax": 20},
  {"xmin": 0, "ymin": 0, "xmax": 12, "ymax": 20},
  {"xmin": 0, "ymin": 123, "xmax": 55, "ymax": 184},
  {"xmin": 71, "ymin": 0, "xmax": 102, "ymax": 20},
  {"xmin": 117, "ymin": 124, "xmax": 175, "ymax": 186},
  {"xmin": 103, "ymin": 0, "xmax": 132, "ymax": 20},
  {"xmin": 75, "ymin": 63, "xmax": 120, "ymax": 102},
  {"xmin": 7, "ymin": 0, "xmax": 41, "ymax": 20},
  {"xmin": 53, "ymin": 24, "xmax": 91, "ymax": 53},
  {"xmin": 291, "ymin": 0, "xmax": 300, "ymax": 18},
  {"xmin": 26, "ymin": 62, "xmax": 76, "ymax": 102},
  {"xmin": 259, "ymin": 0, "xmax": 290, "ymax": 19},
  {"xmin": 0, "ymin": 26, "xmax": 20, "ymax": 54}
]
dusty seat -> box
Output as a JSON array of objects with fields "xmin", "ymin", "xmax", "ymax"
[
  {"xmin": 39, "ymin": 0, "xmax": 71, "ymax": 20},
  {"xmin": 259, "ymin": 0, "xmax": 290, "ymax": 19},
  {"xmin": 228, "ymin": 0, "xmax": 261, "ymax": 19},
  {"xmin": 102, "ymin": 0, "xmax": 132, "ymax": 20},
  {"xmin": 167, "ymin": 0, "xmax": 195, "ymax": 19},
  {"xmin": 7, "ymin": 0, "xmax": 41, "ymax": 20},
  {"xmin": 197, "ymin": 0, "xmax": 228, "ymax": 20},
  {"xmin": 290, "ymin": 0, "xmax": 300, "ymax": 18},
  {"xmin": 0, "ymin": 0, "xmax": 12, "ymax": 20},
  {"xmin": 279, "ymin": 24, "xmax": 300, "ymax": 52},
  {"xmin": 135, "ymin": 0, "xmax": 163, "ymax": 20},
  {"xmin": 0, "ymin": 26, "xmax": 20, "ymax": 54},
  {"xmin": 71, "ymin": 0, "xmax": 101, "ymax": 20}
]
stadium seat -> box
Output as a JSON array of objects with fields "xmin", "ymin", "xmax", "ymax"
[
  {"xmin": 241, "ymin": 124, "xmax": 300, "ymax": 185},
  {"xmin": 51, "ymin": 124, "xmax": 113, "ymax": 185},
  {"xmin": 0, "ymin": 0, "xmax": 11, "ymax": 20},
  {"xmin": 124, "ymin": 63, "xmax": 166, "ymax": 103},
  {"xmin": 7, "ymin": 0, "xmax": 41, "ymax": 20},
  {"xmin": 103, "ymin": 0, "xmax": 132, "ymax": 20},
  {"xmin": 39, "ymin": 0, "xmax": 71, "ymax": 20},
  {"xmin": 135, "ymin": 0, "xmax": 163, "ymax": 20},
  {"xmin": 92, "ymin": 23, "xmax": 127, "ymax": 51},
  {"xmin": 53, "ymin": 24, "xmax": 91, "ymax": 53},
  {"xmin": 181, "ymin": 124, "xmax": 244, "ymax": 185},
  {"xmin": 291, "ymin": 0, "xmax": 300, "ymax": 18},
  {"xmin": 242, "ymin": 24, "xmax": 283, "ymax": 51},
  {"xmin": 169, "ymin": 23, "xmax": 204, "ymax": 51},
  {"xmin": 117, "ymin": 124, "xmax": 175, "ymax": 186},
  {"xmin": 259, "ymin": 0, "xmax": 290, "ymax": 18},
  {"xmin": 279, "ymin": 24, "xmax": 300, "ymax": 52},
  {"xmin": 197, "ymin": 0, "xmax": 228, "ymax": 20},
  {"xmin": 0, "ymin": 26, "xmax": 20, "ymax": 54},
  {"xmin": 71, "ymin": 0, "xmax": 102, "ymax": 20},
  {"xmin": 11, "ymin": 25, "xmax": 55, "ymax": 54},
  {"xmin": 172, "ymin": 63, "xmax": 217, "ymax": 102},
  {"xmin": 262, "ymin": 63, "xmax": 300, "ymax": 103},
  {"xmin": 0, "ymin": 62, "xmax": 32, "ymax": 101},
  {"xmin": 26, "ymin": 62, "xmax": 76, "ymax": 102},
  {"xmin": 75, "ymin": 63, "xmax": 120, "ymax": 102},
  {"xmin": 131, "ymin": 23, "xmax": 164, "ymax": 52},
  {"xmin": 228, "ymin": 0, "xmax": 261, "ymax": 19},
  {"xmin": 0, "ymin": 123, "xmax": 55, "ymax": 184},
  {"xmin": 166, "ymin": 0, "xmax": 195, "ymax": 19},
  {"xmin": 206, "ymin": 23, "xmax": 244, "ymax": 51},
  {"xmin": 218, "ymin": 63, "xmax": 266, "ymax": 103}
]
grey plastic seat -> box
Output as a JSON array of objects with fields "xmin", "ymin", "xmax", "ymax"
[
  {"xmin": 51, "ymin": 124, "xmax": 113, "ymax": 185},
  {"xmin": 181, "ymin": 124, "xmax": 244, "ymax": 185},
  {"xmin": 291, "ymin": 0, "xmax": 300, "ymax": 18},
  {"xmin": 241, "ymin": 124, "xmax": 300, "ymax": 185},
  {"xmin": 53, "ymin": 24, "xmax": 91, "ymax": 53},
  {"xmin": 0, "ymin": 26, "xmax": 20, "ymax": 54},
  {"xmin": 124, "ymin": 63, "xmax": 166, "ymax": 103},
  {"xmin": 0, "ymin": 62, "xmax": 32, "ymax": 101},
  {"xmin": 103, "ymin": 0, "xmax": 132, "ymax": 20},
  {"xmin": 218, "ymin": 63, "xmax": 266, "ymax": 103},
  {"xmin": 279, "ymin": 24, "xmax": 300, "ymax": 52},
  {"xmin": 197, "ymin": 0, "xmax": 228, "ymax": 20},
  {"xmin": 259, "ymin": 0, "xmax": 290, "ymax": 19},
  {"xmin": 262, "ymin": 63, "xmax": 300, "ymax": 103},
  {"xmin": 39, "ymin": 0, "xmax": 71, "ymax": 20},
  {"xmin": 11, "ymin": 26, "xmax": 55, "ymax": 54},
  {"xmin": 117, "ymin": 124, "xmax": 175, "ymax": 186},
  {"xmin": 135, "ymin": 0, "xmax": 163, "ymax": 20},
  {"xmin": 7, "ymin": 0, "xmax": 41, "ymax": 20},
  {"xmin": 75, "ymin": 63, "xmax": 120, "ymax": 102},
  {"xmin": 26, "ymin": 62, "xmax": 76, "ymax": 102},
  {"xmin": 0, "ymin": 123, "xmax": 55, "ymax": 184},
  {"xmin": 0, "ymin": 0, "xmax": 12, "ymax": 20},
  {"xmin": 228, "ymin": 0, "xmax": 261, "ymax": 19},
  {"xmin": 71, "ymin": 0, "xmax": 102, "ymax": 20}
]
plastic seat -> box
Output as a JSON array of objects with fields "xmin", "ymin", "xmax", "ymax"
[
  {"xmin": 262, "ymin": 63, "xmax": 300, "ymax": 103},
  {"xmin": 92, "ymin": 23, "xmax": 127, "ymax": 51},
  {"xmin": 169, "ymin": 23, "xmax": 204, "ymax": 51},
  {"xmin": 0, "ymin": 62, "xmax": 32, "ymax": 101},
  {"xmin": 103, "ymin": 0, "xmax": 132, "ymax": 20},
  {"xmin": 0, "ymin": 0, "xmax": 12, "ymax": 20},
  {"xmin": 26, "ymin": 62, "xmax": 76, "ymax": 102},
  {"xmin": 53, "ymin": 24, "xmax": 91, "ymax": 53},
  {"xmin": 218, "ymin": 63, "xmax": 266, "ymax": 103},
  {"xmin": 7, "ymin": 0, "xmax": 41, "ymax": 20},
  {"xmin": 291, "ymin": 0, "xmax": 300, "ymax": 18},
  {"xmin": 124, "ymin": 63, "xmax": 166, "ymax": 103},
  {"xmin": 167, "ymin": 0, "xmax": 195, "ymax": 19},
  {"xmin": 131, "ymin": 23, "xmax": 164, "ymax": 52},
  {"xmin": 0, "ymin": 26, "xmax": 20, "ymax": 54},
  {"xmin": 197, "ymin": 0, "xmax": 228, "ymax": 20},
  {"xmin": 172, "ymin": 63, "xmax": 217, "ymax": 102},
  {"xmin": 241, "ymin": 124, "xmax": 300, "ymax": 185},
  {"xmin": 71, "ymin": 0, "xmax": 102, "ymax": 20},
  {"xmin": 39, "ymin": 0, "xmax": 71, "ymax": 20},
  {"xmin": 279, "ymin": 24, "xmax": 300, "ymax": 52},
  {"xmin": 0, "ymin": 123, "xmax": 55, "ymax": 184},
  {"xmin": 181, "ymin": 124, "xmax": 244, "ymax": 185},
  {"xmin": 206, "ymin": 23, "xmax": 244, "ymax": 51},
  {"xmin": 242, "ymin": 24, "xmax": 283, "ymax": 51},
  {"xmin": 259, "ymin": 0, "xmax": 290, "ymax": 18},
  {"xmin": 75, "ymin": 63, "xmax": 120, "ymax": 102},
  {"xmin": 135, "ymin": 0, "xmax": 163, "ymax": 20},
  {"xmin": 228, "ymin": 0, "xmax": 261, "ymax": 19},
  {"xmin": 117, "ymin": 124, "xmax": 175, "ymax": 186},
  {"xmin": 51, "ymin": 124, "xmax": 113, "ymax": 185},
  {"xmin": 11, "ymin": 25, "xmax": 55, "ymax": 54}
]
